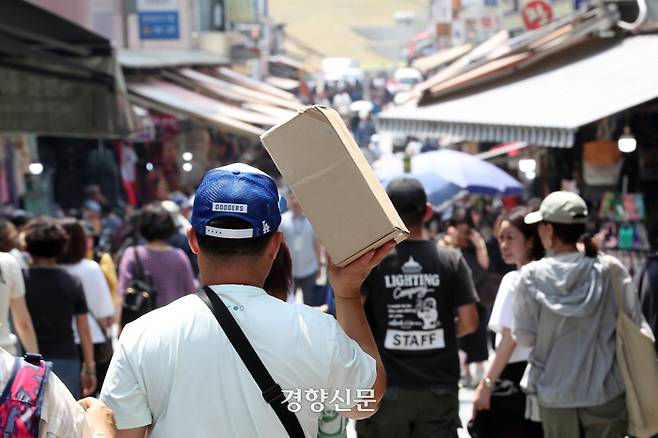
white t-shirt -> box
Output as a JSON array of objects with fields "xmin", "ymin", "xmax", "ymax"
[
  {"xmin": 280, "ymin": 211, "xmax": 319, "ymax": 279},
  {"xmin": 101, "ymin": 284, "xmax": 376, "ymax": 438},
  {"xmin": 62, "ymin": 260, "xmax": 115, "ymax": 344},
  {"xmin": 0, "ymin": 348, "xmax": 93, "ymax": 437},
  {"xmin": 488, "ymin": 271, "xmax": 532, "ymax": 364},
  {"xmin": 0, "ymin": 252, "xmax": 26, "ymax": 350}
]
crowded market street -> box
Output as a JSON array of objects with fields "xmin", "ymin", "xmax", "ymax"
[{"xmin": 1, "ymin": 1, "xmax": 658, "ymax": 438}]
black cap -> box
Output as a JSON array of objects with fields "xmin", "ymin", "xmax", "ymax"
[{"xmin": 386, "ymin": 177, "xmax": 427, "ymax": 216}]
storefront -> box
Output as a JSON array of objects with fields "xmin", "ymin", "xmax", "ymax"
[
  {"xmin": 0, "ymin": 0, "xmax": 135, "ymax": 213},
  {"xmin": 119, "ymin": 57, "xmax": 302, "ymax": 203},
  {"xmin": 377, "ymin": 8, "xmax": 658, "ymax": 268}
]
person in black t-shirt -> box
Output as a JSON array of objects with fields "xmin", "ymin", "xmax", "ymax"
[
  {"xmin": 357, "ymin": 178, "xmax": 479, "ymax": 438},
  {"xmin": 23, "ymin": 217, "xmax": 97, "ymax": 399}
]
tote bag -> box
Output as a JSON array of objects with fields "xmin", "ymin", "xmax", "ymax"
[{"xmin": 607, "ymin": 256, "xmax": 658, "ymax": 438}]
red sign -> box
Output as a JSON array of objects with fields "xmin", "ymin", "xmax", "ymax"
[{"xmin": 522, "ymin": 0, "xmax": 553, "ymax": 30}]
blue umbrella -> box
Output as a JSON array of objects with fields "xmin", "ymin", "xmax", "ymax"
[
  {"xmin": 377, "ymin": 170, "xmax": 464, "ymax": 207},
  {"xmin": 374, "ymin": 149, "xmax": 523, "ymax": 196}
]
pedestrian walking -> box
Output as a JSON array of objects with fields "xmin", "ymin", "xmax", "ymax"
[
  {"xmin": 161, "ymin": 200, "xmax": 199, "ymax": 277},
  {"xmin": 117, "ymin": 203, "xmax": 195, "ymax": 310},
  {"xmin": 279, "ymin": 192, "xmax": 323, "ymax": 305},
  {"xmin": 0, "ymin": 218, "xmax": 38, "ymax": 356},
  {"xmin": 263, "ymin": 240, "xmax": 348, "ymax": 438},
  {"xmin": 514, "ymin": 191, "xmax": 648, "ymax": 438},
  {"xmin": 0, "ymin": 217, "xmax": 30, "ymax": 270},
  {"xmin": 58, "ymin": 218, "xmax": 115, "ymax": 392},
  {"xmin": 471, "ymin": 206, "xmax": 544, "ymax": 437},
  {"xmin": 448, "ymin": 208, "xmax": 491, "ymax": 387},
  {"xmin": 23, "ymin": 217, "xmax": 96, "ymax": 398},
  {"xmin": 101, "ymin": 163, "xmax": 390, "ymax": 437},
  {"xmin": 356, "ymin": 177, "xmax": 479, "ymax": 438}
]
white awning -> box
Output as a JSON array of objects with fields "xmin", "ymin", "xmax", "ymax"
[
  {"xmin": 128, "ymin": 80, "xmax": 264, "ymax": 139},
  {"xmin": 378, "ymin": 35, "xmax": 658, "ymax": 148},
  {"xmin": 119, "ymin": 49, "xmax": 229, "ymax": 68}
]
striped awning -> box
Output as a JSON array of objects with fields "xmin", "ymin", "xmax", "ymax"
[
  {"xmin": 377, "ymin": 35, "xmax": 658, "ymax": 148},
  {"xmin": 377, "ymin": 118, "xmax": 575, "ymax": 148}
]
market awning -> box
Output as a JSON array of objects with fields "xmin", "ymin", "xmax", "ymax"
[
  {"xmin": 476, "ymin": 142, "xmax": 529, "ymax": 160},
  {"xmin": 268, "ymin": 54, "xmax": 308, "ymax": 72},
  {"xmin": 128, "ymin": 80, "xmax": 265, "ymax": 139},
  {"xmin": 167, "ymin": 69, "xmax": 301, "ymax": 111},
  {"xmin": 378, "ymin": 35, "xmax": 658, "ymax": 148},
  {"xmin": 0, "ymin": 0, "xmax": 133, "ymax": 137},
  {"xmin": 265, "ymin": 76, "xmax": 300, "ymax": 91},
  {"xmin": 118, "ymin": 49, "xmax": 229, "ymax": 69},
  {"xmin": 216, "ymin": 67, "xmax": 299, "ymax": 101},
  {"xmin": 411, "ymin": 44, "xmax": 473, "ymax": 75}
]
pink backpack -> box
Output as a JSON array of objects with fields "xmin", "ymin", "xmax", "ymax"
[{"xmin": 0, "ymin": 354, "xmax": 51, "ymax": 437}]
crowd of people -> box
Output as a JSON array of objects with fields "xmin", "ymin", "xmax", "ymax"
[{"xmin": 0, "ymin": 161, "xmax": 655, "ymax": 438}]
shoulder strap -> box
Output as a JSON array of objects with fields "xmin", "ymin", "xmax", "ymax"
[
  {"xmin": 87, "ymin": 308, "xmax": 109, "ymax": 340},
  {"xmin": 132, "ymin": 246, "xmax": 145, "ymax": 280},
  {"xmin": 195, "ymin": 287, "xmax": 305, "ymax": 438},
  {"xmin": 605, "ymin": 255, "xmax": 625, "ymax": 311},
  {"xmin": 637, "ymin": 261, "xmax": 649, "ymax": 302}
]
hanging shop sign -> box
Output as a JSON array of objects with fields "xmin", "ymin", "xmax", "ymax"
[
  {"xmin": 137, "ymin": 0, "xmax": 180, "ymax": 40},
  {"xmin": 522, "ymin": 0, "xmax": 554, "ymax": 30},
  {"xmin": 499, "ymin": 0, "xmax": 574, "ymax": 33}
]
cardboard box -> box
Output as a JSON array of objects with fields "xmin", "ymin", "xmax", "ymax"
[{"xmin": 260, "ymin": 105, "xmax": 409, "ymax": 267}]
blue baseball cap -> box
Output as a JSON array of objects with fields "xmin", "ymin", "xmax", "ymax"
[{"xmin": 191, "ymin": 163, "xmax": 284, "ymax": 239}]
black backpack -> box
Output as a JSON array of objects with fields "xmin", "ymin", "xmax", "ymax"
[{"xmin": 121, "ymin": 246, "xmax": 157, "ymax": 327}]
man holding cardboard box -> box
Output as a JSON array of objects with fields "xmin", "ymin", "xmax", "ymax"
[
  {"xmin": 100, "ymin": 164, "xmax": 391, "ymax": 438},
  {"xmin": 357, "ymin": 177, "xmax": 479, "ymax": 438}
]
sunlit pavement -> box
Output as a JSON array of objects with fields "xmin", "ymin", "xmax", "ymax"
[{"xmin": 346, "ymin": 386, "xmax": 475, "ymax": 438}]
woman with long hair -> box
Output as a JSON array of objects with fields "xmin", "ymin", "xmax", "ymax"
[
  {"xmin": 58, "ymin": 218, "xmax": 115, "ymax": 391},
  {"xmin": 471, "ymin": 206, "xmax": 544, "ymax": 437},
  {"xmin": 513, "ymin": 192, "xmax": 647, "ymax": 438}
]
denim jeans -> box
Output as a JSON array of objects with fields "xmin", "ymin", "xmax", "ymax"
[{"xmin": 50, "ymin": 357, "xmax": 81, "ymax": 399}]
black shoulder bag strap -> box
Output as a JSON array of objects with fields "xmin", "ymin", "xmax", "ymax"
[
  {"xmin": 132, "ymin": 245, "xmax": 145, "ymax": 281},
  {"xmin": 195, "ymin": 286, "xmax": 305, "ymax": 438}
]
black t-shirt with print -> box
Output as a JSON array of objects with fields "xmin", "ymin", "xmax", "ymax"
[
  {"xmin": 362, "ymin": 240, "xmax": 478, "ymax": 391},
  {"xmin": 25, "ymin": 266, "xmax": 88, "ymax": 359}
]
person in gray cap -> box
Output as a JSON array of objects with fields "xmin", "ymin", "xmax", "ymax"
[{"xmin": 513, "ymin": 191, "xmax": 650, "ymax": 438}]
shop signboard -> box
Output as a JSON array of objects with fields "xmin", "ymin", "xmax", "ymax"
[
  {"xmin": 522, "ymin": 0, "xmax": 553, "ymax": 29},
  {"xmin": 499, "ymin": 0, "xmax": 574, "ymax": 32},
  {"xmin": 137, "ymin": 0, "xmax": 180, "ymax": 40},
  {"xmin": 226, "ymin": 0, "xmax": 256, "ymax": 24}
]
